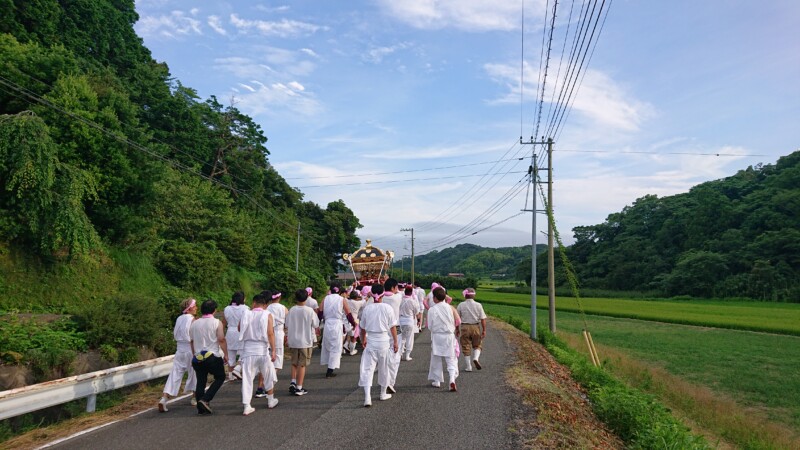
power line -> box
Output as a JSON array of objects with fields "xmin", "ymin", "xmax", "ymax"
[
  {"xmin": 284, "ymin": 157, "xmax": 525, "ymax": 180},
  {"xmin": 294, "ymin": 170, "xmax": 528, "ymax": 189}
]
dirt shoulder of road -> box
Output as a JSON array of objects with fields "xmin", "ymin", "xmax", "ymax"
[{"xmin": 494, "ymin": 319, "xmax": 623, "ymax": 449}]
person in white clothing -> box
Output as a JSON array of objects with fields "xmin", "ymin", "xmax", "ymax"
[
  {"xmin": 358, "ymin": 284, "xmax": 399, "ymax": 407},
  {"xmin": 344, "ymin": 290, "xmax": 365, "ymax": 355},
  {"xmin": 456, "ymin": 288, "xmax": 488, "ymax": 372},
  {"xmin": 305, "ymin": 287, "xmax": 321, "ymax": 347},
  {"xmin": 266, "ymin": 290, "xmax": 288, "ymax": 371},
  {"xmin": 158, "ymin": 298, "xmax": 198, "ymax": 412},
  {"xmin": 285, "ymin": 289, "xmax": 319, "ymax": 396},
  {"xmin": 190, "ymin": 300, "xmax": 230, "ymax": 414},
  {"xmin": 427, "ymin": 287, "xmax": 461, "ymax": 392},
  {"xmin": 222, "ymin": 291, "xmax": 249, "ymax": 380},
  {"xmin": 380, "ymin": 278, "xmax": 402, "ymax": 394},
  {"xmin": 414, "ymin": 283, "xmax": 426, "ymax": 330},
  {"xmin": 399, "ymin": 285, "xmax": 422, "ymax": 361},
  {"xmin": 238, "ymin": 293, "xmax": 279, "ymax": 415},
  {"xmin": 319, "ymin": 282, "xmax": 355, "ymax": 378}
]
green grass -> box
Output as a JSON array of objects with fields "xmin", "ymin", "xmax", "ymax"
[
  {"xmin": 477, "ymin": 289, "xmax": 800, "ymax": 336},
  {"xmin": 484, "ymin": 303, "xmax": 800, "ymax": 431}
]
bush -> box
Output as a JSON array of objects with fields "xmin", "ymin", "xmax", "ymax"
[
  {"xmin": 156, "ymin": 239, "xmax": 229, "ymax": 290},
  {"xmin": 75, "ymin": 295, "xmax": 170, "ymax": 350},
  {"xmin": 25, "ymin": 347, "xmax": 76, "ymax": 381}
]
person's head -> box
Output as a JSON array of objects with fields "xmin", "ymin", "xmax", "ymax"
[
  {"xmin": 305, "ymin": 287, "xmax": 313, "ymax": 297},
  {"xmin": 404, "ymin": 286, "xmax": 414, "ymax": 296},
  {"xmin": 180, "ymin": 298, "xmax": 197, "ymax": 315},
  {"xmin": 432, "ymin": 287, "xmax": 447, "ymax": 303},
  {"xmin": 371, "ymin": 283, "xmax": 385, "ymax": 301},
  {"xmin": 269, "ymin": 290, "xmax": 282, "ymax": 303},
  {"xmin": 349, "ymin": 291, "xmax": 360, "ymax": 300},
  {"xmin": 252, "ymin": 293, "xmax": 268, "ymax": 307},
  {"xmin": 431, "ymin": 282, "xmax": 441, "ymax": 291},
  {"xmin": 384, "ymin": 277, "xmax": 398, "ymax": 293},
  {"xmin": 329, "ymin": 281, "xmax": 342, "ymax": 294},
  {"xmin": 201, "ymin": 299, "xmax": 218, "ymax": 315},
  {"xmin": 295, "ymin": 289, "xmax": 309, "ymax": 303},
  {"xmin": 463, "ymin": 288, "xmax": 476, "ymax": 299},
  {"xmin": 231, "ymin": 291, "xmax": 245, "ymax": 306}
]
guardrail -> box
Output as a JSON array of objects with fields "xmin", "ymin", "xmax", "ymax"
[{"xmin": 0, "ymin": 355, "xmax": 174, "ymax": 421}]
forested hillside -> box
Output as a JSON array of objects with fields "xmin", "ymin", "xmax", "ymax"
[
  {"xmin": 540, "ymin": 152, "xmax": 800, "ymax": 301},
  {"xmin": 0, "ymin": 3, "xmax": 360, "ymax": 318},
  {"xmin": 402, "ymin": 243, "xmax": 545, "ymax": 279}
]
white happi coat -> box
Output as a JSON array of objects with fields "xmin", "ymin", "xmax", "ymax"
[
  {"xmin": 358, "ymin": 302, "xmax": 395, "ymax": 388},
  {"xmin": 427, "ymin": 301, "xmax": 456, "ymax": 357},
  {"xmin": 238, "ymin": 308, "xmax": 276, "ymax": 403},
  {"xmin": 320, "ymin": 293, "xmax": 346, "ymax": 369},
  {"xmin": 224, "ymin": 304, "xmax": 249, "ymax": 351},
  {"xmin": 163, "ymin": 313, "xmax": 197, "ymax": 396},
  {"xmin": 266, "ymin": 302, "xmax": 288, "ymax": 369}
]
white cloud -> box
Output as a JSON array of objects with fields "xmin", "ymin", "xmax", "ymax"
[
  {"xmin": 364, "ymin": 42, "xmax": 411, "ymax": 64},
  {"xmin": 375, "ymin": 0, "xmax": 545, "ymax": 31},
  {"xmin": 238, "ymin": 83, "xmax": 256, "ymax": 92},
  {"xmin": 208, "ymin": 15, "xmax": 227, "ymax": 35},
  {"xmin": 234, "ymin": 80, "xmax": 322, "ymax": 118},
  {"xmin": 136, "ymin": 10, "xmax": 202, "ymax": 38},
  {"xmin": 230, "ymin": 14, "xmax": 322, "ymax": 38},
  {"xmin": 362, "ymin": 139, "xmax": 516, "ymax": 160},
  {"xmin": 300, "ymin": 48, "xmax": 319, "ymax": 58},
  {"xmin": 214, "ymin": 57, "xmax": 270, "ymax": 79},
  {"xmin": 484, "ymin": 62, "xmax": 654, "ymax": 133},
  {"xmin": 287, "ymin": 81, "xmax": 305, "ymax": 91},
  {"xmin": 255, "ymin": 5, "xmax": 291, "ymax": 13}
]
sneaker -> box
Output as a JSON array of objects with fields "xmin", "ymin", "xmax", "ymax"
[
  {"xmin": 405, "ymin": 356, "xmax": 413, "ymax": 361},
  {"xmin": 198, "ymin": 400, "xmax": 213, "ymax": 414},
  {"xmin": 227, "ymin": 372, "xmax": 236, "ymax": 381},
  {"xmin": 190, "ymin": 397, "xmax": 197, "ymax": 406},
  {"xmin": 157, "ymin": 397, "xmax": 168, "ymax": 413},
  {"xmin": 449, "ymin": 382, "xmax": 457, "ymax": 392},
  {"xmin": 243, "ymin": 405, "xmax": 256, "ymax": 416},
  {"xmin": 350, "ymin": 348, "xmax": 358, "ymax": 356},
  {"xmin": 294, "ymin": 388, "xmax": 308, "ymax": 396},
  {"xmin": 289, "ymin": 382, "xmax": 297, "ymax": 394},
  {"xmin": 364, "ymin": 398, "xmax": 372, "ymax": 407},
  {"xmin": 267, "ymin": 398, "xmax": 279, "ymax": 409},
  {"xmin": 473, "ymin": 359, "xmax": 482, "ymax": 370},
  {"xmin": 386, "ymin": 385, "xmax": 396, "ymax": 394},
  {"xmin": 464, "ymin": 366, "xmax": 473, "ymax": 372},
  {"xmin": 326, "ymin": 371, "xmax": 337, "ymax": 378},
  {"xmin": 379, "ymin": 393, "xmax": 392, "ymax": 401},
  {"xmin": 255, "ymin": 387, "xmax": 267, "ymax": 398},
  {"xmin": 431, "ymin": 381, "xmax": 441, "ymax": 388},
  {"xmin": 232, "ymin": 365, "xmax": 243, "ymax": 380}
]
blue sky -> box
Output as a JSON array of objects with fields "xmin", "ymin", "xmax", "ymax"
[{"xmin": 133, "ymin": 1, "xmax": 799, "ymax": 255}]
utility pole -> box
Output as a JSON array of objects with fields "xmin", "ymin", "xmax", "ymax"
[
  {"xmin": 400, "ymin": 228, "xmax": 415, "ymax": 285},
  {"xmin": 295, "ymin": 223, "xmax": 300, "ymax": 272},
  {"xmin": 520, "ymin": 137, "xmax": 548, "ymax": 340},
  {"xmin": 547, "ymin": 138, "xmax": 556, "ymax": 333}
]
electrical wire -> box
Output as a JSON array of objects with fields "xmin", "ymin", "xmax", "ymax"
[{"xmin": 284, "ymin": 157, "xmax": 525, "ymax": 180}]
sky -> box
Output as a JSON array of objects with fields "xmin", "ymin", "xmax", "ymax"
[{"xmin": 133, "ymin": 0, "xmax": 799, "ymax": 256}]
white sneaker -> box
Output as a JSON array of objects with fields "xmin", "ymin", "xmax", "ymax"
[
  {"xmin": 243, "ymin": 405, "xmax": 255, "ymax": 416},
  {"xmin": 350, "ymin": 348, "xmax": 358, "ymax": 356},
  {"xmin": 405, "ymin": 356, "xmax": 413, "ymax": 361},
  {"xmin": 364, "ymin": 398, "xmax": 372, "ymax": 407},
  {"xmin": 190, "ymin": 397, "xmax": 197, "ymax": 406},
  {"xmin": 232, "ymin": 365, "xmax": 243, "ymax": 380},
  {"xmin": 464, "ymin": 366, "xmax": 473, "ymax": 372},
  {"xmin": 431, "ymin": 381, "xmax": 441, "ymax": 388},
  {"xmin": 379, "ymin": 393, "xmax": 392, "ymax": 401},
  {"xmin": 158, "ymin": 397, "xmax": 168, "ymax": 412},
  {"xmin": 267, "ymin": 398, "xmax": 279, "ymax": 409}
]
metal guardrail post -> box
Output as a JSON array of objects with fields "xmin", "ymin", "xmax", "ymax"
[{"xmin": 86, "ymin": 394, "xmax": 97, "ymax": 413}]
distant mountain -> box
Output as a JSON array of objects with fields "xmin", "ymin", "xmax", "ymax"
[{"xmin": 399, "ymin": 243, "xmax": 546, "ymax": 279}]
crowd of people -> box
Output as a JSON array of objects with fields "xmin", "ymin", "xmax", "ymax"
[{"xmin": 157, "ymin": 278, "xmax": 488, "ymax": 415}]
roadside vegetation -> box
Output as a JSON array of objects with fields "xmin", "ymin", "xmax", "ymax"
[{"xmin": 482, "ymin": 302, "xmax": 800, "ymax": 449}]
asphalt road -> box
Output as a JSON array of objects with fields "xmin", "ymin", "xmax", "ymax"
[{"xmin": 52, "ymin": 326, "xmax": 518, "ymax": 450}]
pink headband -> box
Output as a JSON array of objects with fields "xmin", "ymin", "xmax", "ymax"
[
  {"xmin": 372, "ymin": 292, "xmax": 385, "ymax": 300},
  {"xmin": 361, "ymin": 286, "xmax": 372, "ymax": 296},
  {"xmin": 431, "ymin": 282, "xmax": 440, "ymax": 290},
  {"xmin": 305, "ymin": 287, "xmax": 313, "ymax": 295},
  {"xmin": 332, "ymin": 286, "xmax": 340, "ymax": 293},
  {"xmin": 183, "ymin": 299, "xmax": 196, "ymax": 313},
  {"xmin": 462, "ymin": 289, "xmax": 474, "ymax": 298},
  {"xmin": 272, "ymin": 292, "xmax": 282, "ymax": 300}
]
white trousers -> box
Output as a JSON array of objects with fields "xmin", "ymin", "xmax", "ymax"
[
  {"xmin": 387, "ymin": 340, "xmax": 401, "ymax": 386},
  {"xmin": 273, "ymin": 330, "xmax": 285, "ymax": 370},
  {"xmin": 163, "ymin": 350, "xmax": 196, "ymax": 396},
  {"xmin": 320, "ymin": 320, "xmax": 343, "ymax": 369},
  {"xmin": 227, "ymin": 348, "xmax": 241, "ymax": 367},
  {"xmin": 428, "ymin": 353, "xmax": 459, "ymax": 384},
  {"xmin": 240, "ymin": 354, "xmax": 276, "ymax": 404},
  {"xmin": 358, "ymin": 341, "xmax": 390, "ymax": 388},
  {"xmin": 400, "ymin": 324, "xmax": 415, "ymax": 356}
]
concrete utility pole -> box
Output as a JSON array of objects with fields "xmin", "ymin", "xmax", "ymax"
[
  {"xmin": 521, "ymin": 137, "xmax": 549, "ymax": 341},
  {"xmin": 295, "ymin": 223, "xmax": 300, "ymax": 272},
  {"xmin": 547, "ymin": 138, "xmax": 556, "ymax": 333},
  {"xmin": 400, "ymin": 228, "xmax": 415, "ymax": 285}
]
